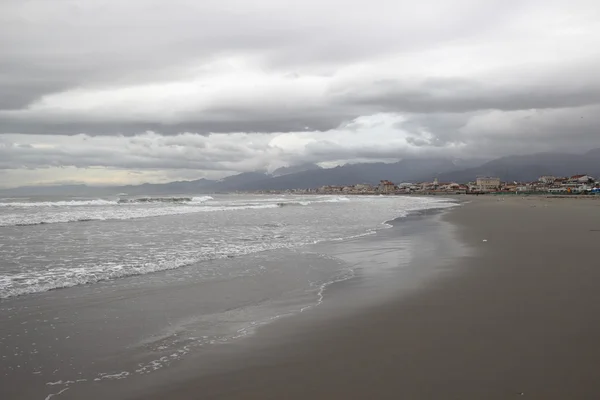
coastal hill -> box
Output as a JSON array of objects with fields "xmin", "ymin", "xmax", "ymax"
[
  {"xmin": 436, "ymin": 149, "xmax": 600, "ymax": 183},
  {"xmin": 224, "ymin": 158, "xmax": 477, "ymax": 192},
  {"xmin": 0, "ymin": 158, "xmax": 477, "ymax": 195},
  {"xmin": 1, "ymin": 149, "xmax": 598, "ymax": 195}
]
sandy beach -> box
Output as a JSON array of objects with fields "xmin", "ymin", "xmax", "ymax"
[{"xmin": 134, "ymin": 196, "xmax": 600, "ymax": 400}]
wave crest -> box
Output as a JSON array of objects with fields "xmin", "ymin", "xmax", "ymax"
[
  {"xmin": 0, "ymin": 199, "xmax": 117, "ymax": 207},
  {"xmin": 0, "ymin": 196, "xmax": 215, "ymax": 207},
  {"xmin": 276, "ymin": 196, "xmax": 351, "ymax": 207},
  {"xmin": 118, "ymin": 197, "xmax": 192, "ymax": 204}
]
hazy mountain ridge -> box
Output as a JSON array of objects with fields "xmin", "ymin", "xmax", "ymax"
[
  {"xmin": 230, "ymin": 158, "xmax": 475, "ymax": 191},
  {"xmin": 1, "ymin": 150, "xmax": 598, "ymax": 195},
  {"xmin": 272, "ymin": 163, "xmax": 322, "ymax": 177},
  {"xmin": 435, "ymin": 149, "xmax": 600, "ymax": 183}
]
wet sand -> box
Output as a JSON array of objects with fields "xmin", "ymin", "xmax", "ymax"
[{"xmin": 139, "ymin": 196, "xmax": 600, "ymax": 399}]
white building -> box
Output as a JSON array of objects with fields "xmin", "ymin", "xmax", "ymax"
[
  {"xmin": 475, "ymin": 177, "xmax": 500, "ymax": 192},
  {"xmin": 354, "ymin": 184, "xmax": 369, "ymax": 190},
  {"xmin": 440, "ymin": 182, "xmax": 460, "ymax": 190},
  {"xmin": 538, "ymin": 176, "xmax": 556, "ymax": 184},
  {"xmin": 548, "ymin": 187, "xmax": 568, "ymax": 193},
  {"xmin": 577, "ymin": 175, "xmax": 595, "ymax": 183}
]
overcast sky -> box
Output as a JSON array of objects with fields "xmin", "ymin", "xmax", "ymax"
[{"xmin": 2, "ymin": 0, "xmax": 600, "ymax": 187}]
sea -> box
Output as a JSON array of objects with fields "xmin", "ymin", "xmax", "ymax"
[{"xmin": 0, "ymin": 193, "xmax": 458, "ymax": 399}]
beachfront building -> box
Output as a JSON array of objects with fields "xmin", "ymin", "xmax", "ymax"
[
  {"xmin": 539, "ymin": 176, "xmax": 556, "ymax": 184},
  {"xmin": 475, "ymin": 177, "xmax": 501, "ymax": 192},
  {"xmin": 571, "ymin": 175, "xmax": 595, "ymax": 184},
  {"xmin": 439, "ymin": 182, "xmax": 460, "ymax": 191},
  {"xmin": 354, "ymin": 184, "xmax": 371, "ymax": 191},
  {"xmin": 418, "ymin": 181, "xmax": 434, "ymax": 191},
  {"xmin": 379, "ymin": 180, "xmax": 396, "ymax": 194},
  {"xmin": 318, "ymin": 185, "xmax": 344, "ymax": 193},
  {"xmin": 501, "ymin": 183, "xmax": 518, "ymax": 192},
  {"xmin": 548, "ymin": 187, "xmax": 568, "ymax": 193},
  {"xmin": 438, "ymin": 182, "xmax": 466, "ymax": 193},
  {"xmin": 397, "ymin": 182, "xmax": 420, "ymax": 193},
  {"xmin": 397, "ymin": 183, "xmax": 412, "ymax": 193}
]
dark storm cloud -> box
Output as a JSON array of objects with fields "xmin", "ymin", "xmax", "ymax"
[
  {"xmin": 340, "ymin": 76, "xmax": 600, "ymax": 114},
  {"xmin": 0, "ymin": 112, "xmax": 349, "ymax": 136},
  {"xmin": 0, "ymin": 76, "xmax": 70, "ymax": 110},
  {"xmin": 5, "ymin": 73, "xmax": 600, "ymax": 136}
]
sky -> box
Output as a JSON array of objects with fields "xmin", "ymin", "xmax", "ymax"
[{"xmin": 2, "ymin": 0, "xmax": 600, "ymax": 188}]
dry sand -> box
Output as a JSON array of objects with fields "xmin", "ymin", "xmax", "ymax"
[{"xmin": 139, "ymin": 196, "xmax": 600, "ymax": 400}]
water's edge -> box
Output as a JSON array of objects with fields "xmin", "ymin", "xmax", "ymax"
[
  {"xmin": 54, "ymin": 204, "xmax": 466, "ymax": 400},
  {"xmin": 0, "ymin": 198, "xmax": 463, "ymax": 400}
]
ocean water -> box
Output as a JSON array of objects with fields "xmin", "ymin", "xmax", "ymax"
[
  {"xmin": 0, "ymin": 194, "xmax": 455, "ymax": 299},
  {"xmin": 0, "ymin": 194, "xmax": 459, "ymax": 399}
]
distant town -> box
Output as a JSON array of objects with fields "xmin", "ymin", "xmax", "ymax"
[{"xmin": 248, "ymin": 175, "xmax": 600, "ymax": 196}]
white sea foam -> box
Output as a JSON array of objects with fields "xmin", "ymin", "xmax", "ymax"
[
  {"xmin": 0, "ymin": 256, "xmax": 197, "ymax": 298},
  {"xmin": 94, "ymin": 371, "xmax": 130, "ymax": 381},
  {"xmin": 276, "ymin": 196, "xmax": 351, "ymax": 207},
  {"xmin": 0, "ymin": 225, "xmax": 364, "ymax": 299},
  {"xmin": 0, "ymin": 196, "xmax": 214, "ymax": 208},
  {"xmin": 325, "ymin": 196, "xmax": 350, "ymax": 202},
  {"xmin": 0, "ymin": 203, "xmax": 278, "ymax": 227},
  {"xmin": 191, "ymin": 196, "xmax": 214, "ymax": 203},
  {"xmin": 44, "ymin": 388, "xmax": 69, "ymax": 400},
  {"xmin": 118, "ymin": 197, "xmax": 195, "ymax": 204},
  {"xmin": 0, "ymin": 199, "xmax": 117, "ymax": 207},
  {"xmin": 0, "ymin": 239, "xmax": 294, "ymax": 298}
]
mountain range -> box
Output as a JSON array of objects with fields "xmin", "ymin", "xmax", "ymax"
[
  {"xmin": 436, "ymin": 148, "xmax": 600, "ymax": 183},
  {"xmin": 1, "ymin": 149, "xmax": 598, "ymax": 196}
]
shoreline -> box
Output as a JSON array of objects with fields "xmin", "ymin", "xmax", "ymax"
[
  {"xmin": 0, "ymin": 197, "xmax": 459, "ymax": 400},
  {"xmin": 132, "ymin": 196, "xmax": 600, "ymax": 400},
  {"xmin": 56, "ymin": 202, "xmax": 465, "ymax": 400}
]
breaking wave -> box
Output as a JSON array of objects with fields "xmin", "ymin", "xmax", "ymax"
[
  {"xmin": 0, "ymin": 196, "xmax": 214, "ymax": 208},
  {"xmin": 0, "ymin": 203, "xmax": 276, "ymax": 227},
  {"xmin": 0, "ymin": 196, "xmax": 356, "ymax": 226},
  {"xmin": 0, "ymin": 199, "xmax": 117, "ymax": 207},
  {"xmin": 276, "ymin": 196, "xmax": 350, "ymax": 207},
  {"xmin": 191, "ymin": 196, "xmax": 214, "ymax": 203},
  {"xmin": 118, "ymin": 196, "xmax": 213, "ymax": 204}
]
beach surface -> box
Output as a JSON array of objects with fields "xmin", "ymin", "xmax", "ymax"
[{"xmin": 135, "ymin": 196, "xmax": 600, "ymax": 400}]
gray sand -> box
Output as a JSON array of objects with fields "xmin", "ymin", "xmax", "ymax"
[{"xmin": 138, "ymin": 196, "xmax": 600, "ymax": 399}]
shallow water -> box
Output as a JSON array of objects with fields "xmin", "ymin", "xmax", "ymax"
[
  {"xmin": 0, "ymin": 194, "xmax": 454, "ymax": 299},
  {"xmin": 0, "ymin": 194, "xmax": 458, "ymax": 399}
]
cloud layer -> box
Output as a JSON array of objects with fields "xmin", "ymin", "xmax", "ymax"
[{"xmin": 2, "ymin": 0, "xmax": 600, "ymax": 186}]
